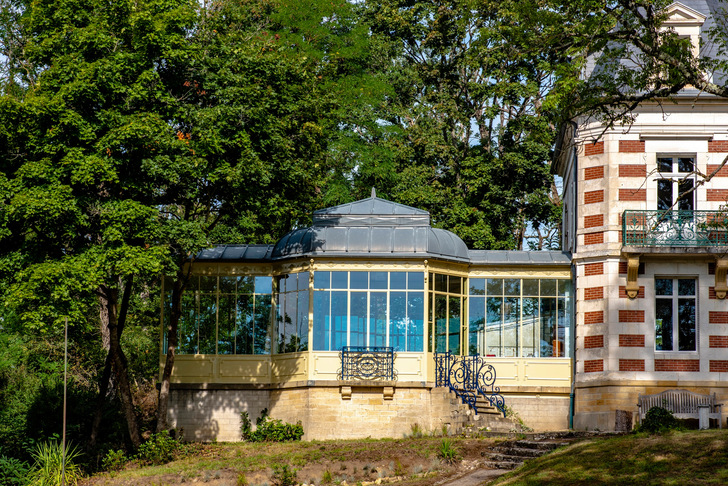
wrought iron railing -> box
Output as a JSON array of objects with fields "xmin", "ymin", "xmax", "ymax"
[
  {"xmin": 339, "ymin": 346, "xmax": 396, "ymax": 381},
  {"xmin": 623, "ymin": 210, "xmax": 728, "ymax": 247},
  {"xmin": 434, "ymin": 352, "xmax": 506, "ymax": 416}
]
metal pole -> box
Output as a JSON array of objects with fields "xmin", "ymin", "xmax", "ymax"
[{"xmin": 62, "ymin": 317, "xmax": 67, "ymax": 486}]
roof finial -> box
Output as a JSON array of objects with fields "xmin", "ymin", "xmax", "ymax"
[{"xmin": 371, "ymin": 187, "xmax": 376, "ymax": 198}]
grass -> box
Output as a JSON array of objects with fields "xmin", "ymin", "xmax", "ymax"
[{"xmin": 493, "ymin": 430, "xmax": 728, "ymax": 486}]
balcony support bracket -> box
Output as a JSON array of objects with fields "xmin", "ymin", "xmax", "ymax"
[
  {"xmin": 716, "ymin": 259, "xmax": 728, "ymax": 300},
  {"xmin": 626, "ymin": 255, "xmax": 641, "ymax": 299}
]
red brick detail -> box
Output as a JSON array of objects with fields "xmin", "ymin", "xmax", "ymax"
[
  {"xmin": 584, "ymin": 214, "xmax": 604, "ymax": 228},
  {"xmin": 585, "ymin": 287, "xmax": 604, "ymax": 300},
  {"xmin": 619, "ymin": 165, "xmax": 647, "ymax": 178},
  {"xmin": 584, "ymin": 311, "xmax": 604, "ymax": 325},
  {"xmin": 709, "ymin": 262, "xmax": 716, "ymax": 275},
  {"xmin": 584, "ymin": 359, "xmax": 604, "ymax": 373},
  {"xmin": 584, "ymin": 262, "xmax": 604, "ymax": 276},
  {"xmin": 618, "ymin": 261, "xmax": 645, "ymax": 275},
  {"xmin": 707, "ymin": 189, "xmax": 728, "ymax": 202},
  {"xmin": 584, "ymin": 141, "xmax": 605, "ymax": 156},
  {"xmin": 619, "ymin": 334, "xmax": 645, "ymax": 347},
  {"xmin": 584, "ymin": 190, "xmax": 604, "ymax": 204},
  {"xmin": 619, "ymin": 359, "xmax": 645, "ymax": 371},
  {"xmin": 708, "ymin": 141, "xmax": 728, "ymax": 153},
  {"xmin": 619, "ymin": 286, "xmax": 645, "ymax": 298},
  {"xmin": 619, "ymin": 140, "xmax": 645, "ymax": 153},
  {"xmin": 710, "ymin": 360, "xmax": 728, "ymax": 372},
  {"xmin": 655, "ymin": 359, "xmax": 700, "ymax": 372},
  {"xmin": 710, "ymin": 336, "xmax": 728, "ymax": 348},
  {"xmin": 584, "ymin": 166, "xmax": 604, "ymax": 180},
  {"xmin": 619, "ymin": 189, "xmax": 646, "ymax": 201},
  {"xmin": 707, "ymin": 164, "xmax": 728, "ymax": 177},
  {"xmin": 710, "ymin": 287, "xmax": 717, "ymax": 299},
  {"xmin": 619, "ymin": 310, "xmax": 645, "ymax": 323},
  {"xmin": 584, "ymin": 232, "xmax": 604, "ymax": 245},
  {"xmin": 710, "ymin": 311, "xmax": 728, "ymax": 324},
  {"xmin": 584, "ymin": 335, "xmax": 604, "ymax": 349}
]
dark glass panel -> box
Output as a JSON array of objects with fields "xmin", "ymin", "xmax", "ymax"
[
  {"xmin": 217, "ymin": 294, "xmax": 235, "ymax": 355},
  {"xmin": 369, "ymin": 292, "xmax": 387, "ymax": 347},
  {"xmin": 678, "ymin": 298, "xmax": 696, "ymax": 351},
  {"xmin": 470, "ymin": 278, "xmax": 485, "ymax": 296},
  {"xmin": 219, "ymin": 277, "xmax": 237, "ymax": 293},
  {"xmin": 370, "ymin": 272, "xmax": 388, "ymax": 290},
  {"xmin": 522, "ymin": 297, "xmax": 538, "ymax": 357},
  {"xmin": 297, "ymin": 290, "xmax": 309, "ymax": 351},
  {"xmin": 503, "ymin": 297, "xmax": 519, "ymax": 356},
  {"xmin": 486, "ymin": 297, "xmax": 502, "ymax": 356},
  {"xmin": 297, "ymin": 272, "xmax": 309, "ymax": 291},
  {"xmin": 657, "ymin": 179, "xmax": 672, "ymax": 210},
  {"xmin": 655, "ymin": 278, "xmax": 673, "ymax": 296},
  {"xmin": 331, "ymin": 291, "xmax": 348, "ymax": 351},
  {"xmin": 541, "ymin": 279, "xmax": 557, "ymax": 296},
  {"xmin": 678, "ymin": 279, "xmax": 696, "ymax": 296},
  {"xmin": 236, "ymin": 294, "xmax": 254, "ymax": 354},
  {"xmin": 253, "ymin": 294, "xmax": 271, "ymax": 355},
  {"xmin": 350, "ymin": 292, "xmax": 367, "ymax": 347},
  {"xmin": 389, "ymin": 292, "xmax": 407, "ymax": 351},
  {"xmin": 312, "ymin": 291, "xmax": 330, "ymax": 351},
  {"xmin": 408, "ymin": 272, "xmax": 424, "ymax": 290},
  {"xmin": 487, "ymin": 279, "xmax": 503, "ymax": 296},
  {"xmin": 199, "ymin": 276, "xmax": 217, "ymax": 292},
  {"xmin": 331, "ymin": 271, "xmax": 348, "ymax": 289},
  {"xmin": 677, "ymin": 179, "xmax": 694, "ymax": 211},
  {"xmin": 448, "ymin": 297, "xmax": 461, "ymax": 354},
  {"xmin": 655, "ymin": 298, "xmax": 673, "ymax": 351},
  {"xmin": 390, "ymin": 272, "xmax": 407, "ymax": 290},
  {"xmin": 678, "ymin": 157, "xmax": 694, "ymax": 173},
  {"xmin": 469, "ymin": 297, "xmax": 485, "ymax": 355},
  {"xmin": 435, "ymin": 274, "xmax": 448, "ymax": 292},
  {"xmin": 238, "ymin": 276, "xmax": 255, "ymax": 294},
  {"xmin": 522, "ymin": 279, "xmax": 539, "ymax": 296},
  {"xmin": 504, "ymin": 279, "xmax": 520, "ymax": 296},
  {"xmin": 198, "ymin": 293, "xmax": 217, "ymax": 354},
  {"xmin": 557, "ymin": 279, "xmax": 571, "ymax": 297},
  {"xmin": 178, "ymin": 292, "xmax": 197, "ymax": 354},
  {"xmin": 540, "ymin": 298, "xmax": 557, "ymax": 357},
  {"xmin": 350, "ymin": 272, "xmax": 368, "ymax": 290},
  {"xmin": 313, "ymin": 271, "xmax": 330, "ymax": 290},
  {"xmin": 435, "ymin": 295, "xmax": 447, "ymax": 353},
  {"xmin": 657, "ymin": 157, "xmax": 673, "ymax": 172},
  {"xmin": 448, "ymin": 276, "xmax": 462, "ymax": 294},
  {"xmin": 407, "ymin": 292, "xmax": 424, "ymax": 352}
]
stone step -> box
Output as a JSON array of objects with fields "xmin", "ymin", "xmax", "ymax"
[
  {"xmin": 491, "ymin": 446, "xmax": 545, "ymax": 458},
  {"xmin": 482, "ymin": 452, "xmax": 530, "ymax": 463},
  {"xmin": 481, "ymin": 460, "xmax": 521, "ymax": 470},
  {"xmin": 514, "ymin": 440, "xmax": 570, "ymax": 450}
]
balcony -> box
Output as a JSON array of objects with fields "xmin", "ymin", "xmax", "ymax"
[{"xmin": 622, "ymin": 210, "xmax": 728, "ymax": 249}]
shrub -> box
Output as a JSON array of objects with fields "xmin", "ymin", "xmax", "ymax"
[
  {"xmin": 101, "ymin": 449, "xmax": 126, "ymax": 472},
  {"xmin": 27, "ymin": 441, "xmax": 83, "ymax": 486},
  {"xmin": 271, "ymin": 464, "xmax": 297, "ymax": 486},
  {"xmin": 136, "ymin": 431, "xmax": 180, "ymax": 465},
  {"xmin": 0, "ymin": 455, "xmax": 30, "ymax": 486},
  {"xmin": 241, "ymin": 409, "xmax": 304, "ymax": 442},
  {"xmin": 437, "ymin": 438, "xmax": 459, "ymax": 464},
  {"xmin": 637, "ymin": 406, "xmax": 680, "ymax": 433}
]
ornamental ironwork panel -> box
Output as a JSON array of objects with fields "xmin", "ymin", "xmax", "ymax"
[
  {"xmin": 623, "ymin": 210, "xmax": 728, "ymax": 247},
  {"xmin": 434, "ymin": 352, "xmax": 506, "ymax": 416},
  {"xmin": 339, "ymin": 346, "xmax": 396, "ymax": 381}
]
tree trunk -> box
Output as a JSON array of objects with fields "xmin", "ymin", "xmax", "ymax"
[
  {"xmin": 88, "ymin": 352, "xmax": 113, "ymax": 447},
  {"xmin": 157, "ymin": 273, "xmax": 185, "ymax": 432}
]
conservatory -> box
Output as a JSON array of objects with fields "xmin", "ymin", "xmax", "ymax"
[{"xmin": 160, "ymin": 193, "xmax": 573, "ymax": 440}]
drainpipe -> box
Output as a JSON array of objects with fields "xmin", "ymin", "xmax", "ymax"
[{"xmin": 568, "ymin": 120, "xmax": 578, "ymax": 430}]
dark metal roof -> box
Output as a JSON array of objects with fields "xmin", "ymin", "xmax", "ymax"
[
  {"xmin": 196, "ymin": 245, "xmax": 274, "ymax": 262},
  {"xmin": 468, "ymin": 250, "xmax": 572, "ymax": 266}
]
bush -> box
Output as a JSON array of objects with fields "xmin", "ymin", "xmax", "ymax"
[
  {"xmin": 136, "ymin": 431, "xmax": 180, "ymax": 465},
  {"xmin": 638, "ymin": 406, "xmax": 680, "ymax": 433},
  {"xmin": 437, "ymin": 438, "xmax": 459, "ymax": 464},
  {"xmin": 271, "ymin": 464, "xmax": 297, "ymax": 486},
  {"xmin": 27, "ymin": 441, "xmax": 83, "ymax": 486},
  {"xmin": 101, "ymin": 449, "xmax": 126, "ymax": 472},
  {"xmin": 241, "ymin": 409, "xmax": 304, "ymax": 442},
  {"xmin": 0, "ymin": 455, "xmax": 30, "ymax": 486}
]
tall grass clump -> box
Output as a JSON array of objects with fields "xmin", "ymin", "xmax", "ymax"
[{"xmin": 27, "ymin": 441, "xmax": 83, "ymax": 486}]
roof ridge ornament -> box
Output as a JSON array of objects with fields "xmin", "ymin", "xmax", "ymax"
[{"xmin": 371, "ymin": 187, "xmax": 376, "ymax": 198}]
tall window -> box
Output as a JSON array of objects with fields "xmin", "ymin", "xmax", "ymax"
[
  {"xmin": 657, "ymin": 155, "xmax": 695, "ymax": 211},
  {"xmin": 468, "ymin": 278, "xmax": 572, "ymax": 358},
  {"xmin": 312, "ymin": 271, "xmax": 424, "ymax": 352},
  {"xmin": 276, "ymin": 273, "xmax": 309, "ymax": 353},
  {"xmin": 655, "ymin": 278, "xmax": 697, "ymax": 351},
  {"xmin": 429, "ymin": 274, "xmax": 463, "ymax": 354}
]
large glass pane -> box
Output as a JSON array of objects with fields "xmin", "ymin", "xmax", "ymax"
[
  {"xmin": 198, "ymin": 293, "xmax": 217, "ymax": 354},
  {"xmin": 503, "ymin": 297, "xmax": 519, "ymax": 356},
  {"xmin": 658, "ymin": 157, "xmax": 673, "ymax": 172},
  {"xmin": 678, "ymin": 298, "xmax": 696, "ymax": 351},
  {"xmin": 390, "ymin": 272, "xmax": 406, "ymax": 290},
  {"xmin": 331, "ymin": 272, "xmax": 348, "ymax": 289},
  {"xmin": 678, "ymin": 157, "xmax": 694, "ymax": 173},
  {"xmin": 275, "ymin": 293, "xmax": 285, "ymax": 354},
  {"xmin": 541, "ymin": 279, "xmax": 557, "ymax": 296},
  {"xmin": 448, "ymin": 276, "xmax": 462, "ymax": 294},
  {"xmin": 350, "ymin": 292, "xmax": 367, "ymax": 347},
  {"xmin": 504, "ymin": 279, "xmax": 520, "ymax": 296},
  {"xmin": 678, "ymin": 179, "xmax": 694, "ymax": 211},
  {"xmin": 255, "ymin": 276, "xmax": 271, "ymax": 294},
  {"xmin": 557, "ymin": 297, "xmax": 568, "ymax": 358},
  {"xmin": 435, "ymin": 274, "xmax": 448, "ymax": 292},
  {"xmin": 239, "ymin": 276, "xmax": 255, "ymax": 294},
  {"xmin": 678, "ymin": 279, "xmax": 695, "ymax": 296},
  {"xmin": 350, "ymin": 272, "xmax": 368, "ymax": 290},
  {"xmin": 469, "ymin": 297, "xmax": 485, "ymax": 355},
  {"xmin": 486, "ymin": 297, "xmax": 502, "ymax": 356},
  {"xmin": 408, "ymin": 272, "xmax": 424, "ymax": 290},
  {"xmin": 331, "ymin": 291, "xmax": 348, "ymax": 350},
  {"xmin": 389, "ymin": 292, "xmax": 407, "ymax": 351},
  {"xmin": 487, "ymin": 279, "xmax": 503, "ymax": 295},
  {"xmin": 522, "ymin": 280, "xmax": 539, "ymax": 296},
  {"xmin": 470, "ymin": 278, "xmax": 485, "ymax": 295},
  {"xmin": 369, "ymin": 292, "xmax": 387, "ymax": 347},
  {"xmin": 178, "ymin": 292, "xmax": 197, "ymax": 354},
  {"xmin": 254, "ymin": 294, "xmax": 271, "ymax": 354},
  {"xmin": 448, "ymin": 297, "xmax": 461, "ymax": 354},
  {"xmin": 435, "ymin": 295, "xmax": 447, "ymax": 353},
  {"xmin": 540, "ymin": 298, "xmax": 557, "ymax": 357},
  {"xmin": 371, "ymin": 272, "xmax": 388, "ymax": 290},
  {"xmin": 655, "ymin": 298, "xmax": 673, "ymax": 351},
  {"xmin": 236, "ymin": 294, "xmax": 254, "ymax": 354},
  {"xmin": 313, "ymin": 271, "xmax": 330, "ymax": 290},
  {"xmin": 219, "ymin": 277, "xmax": 236, "ymax": 293},
  {"xmin": 657, "ymin": 179, "xmax": 672, "ymax": 211},
  {"xmin": 217, "ymin": 294, "xmax": 235, "ymax": 355},
  {"xmin": 283, "ymin": 291, "xmax": 298, "ymax": 352},
  {"xmin": 655, "ymin": 278, "xmax": 673, "ymax": 296},
  {"xmin": 297, "ymin": 290, "xmax": 309, "ymax": 351},
  {"xmin": 313, "ymin": 291, "xmax": 330, "ymax": 351},
  {"xmin": 407, "ymin": 292, "xmax": 424, "ymax": 352},
  {"xmin": 522, "ymin": 297, "xmax": 539, "ymax": 357},
  {"xmin": 199, "ymin": 276, "xmax": 217, "ymax": 292}
]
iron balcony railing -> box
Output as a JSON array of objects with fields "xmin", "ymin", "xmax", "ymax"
[
  {"xmin": 339, "ymin": 346, "xmax": 396, "ymax": 381},
  {"xmin": 434, "ymin": 352, "xmax": 506, "ymax": 416},
  {"xmin": 622, "ymin": 210, "xmax": 728, "ymax": 247}
]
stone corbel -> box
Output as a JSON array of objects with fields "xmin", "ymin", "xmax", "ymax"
[
  {"xmin": 340, "ymin": 386, "xmax": 352, "ymax": 400},
  {"xmin": 715, "ymin": 258, "xmax": 728, "ymax": 300},
  {"xmin": 383, "ymin": 386, "xmax": 394, "ymax": 400},
  {"xmin": 625, "ymin": 255, "xmax": 641, "ymax": 299}
]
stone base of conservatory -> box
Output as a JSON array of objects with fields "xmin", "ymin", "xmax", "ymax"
[{"xmin": 166, "ymin": 382, "xmax": 571, "ymax": 441}]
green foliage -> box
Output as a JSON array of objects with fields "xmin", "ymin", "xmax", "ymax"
[
  {"xmin": 321, "ymin": 469, "xmax": 333, "ymax": 484},
  {"xmin": 437, "ymin": 439, "xmax": 459, "ymax": 464},
  {"xmin": 135, "ymin": 431, "xmax": 180, "ymax": 466},
  {"xmin": 637, "ymin": 406, "xmax": 680, "ymax": 434},
  {"xmin": 236, "ymin": 472, "xmax": 248, "ymax": 486},
  {"xmin": 409, "ymin": 423, "xmax": 423, "ymax": 438},
  {"xmin": 101, "ymin": 449, "xmax": 126, "ymax": 472},
  {"xmin": 0, "ymin": 455, "xmax": 30, "ymax": 486},
  {"xmin": 271, "ymin": 464, "xmax": 297, "ymax": 486},
  {"xmin": 27, "ymin": 441, "xmax": 83, "ymax": 486},
  {"xmin": 241, "ymin": 409, "xmax": 304, "ymax": 442}
]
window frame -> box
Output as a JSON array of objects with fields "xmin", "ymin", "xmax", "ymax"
[
  {"xmin": 654, "ymin": 276, "xmax": 698, "ymax": 352},
  {"xmin": 655, "ymin": 153, "xmax": 696, "ymax": 212}
]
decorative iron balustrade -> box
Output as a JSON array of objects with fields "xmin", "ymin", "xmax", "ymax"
[
  {"xmin": 338, "ymin": 346, "xmax": 396, "ymax": 381},
  {"xmin": 434, "ymin": 352, "xmax": 506, "ymax": 416},
  {"xmin": 623, "ymin": 210, "xmax": 728, "ymax": 247}
]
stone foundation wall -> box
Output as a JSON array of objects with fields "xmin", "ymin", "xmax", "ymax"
[{"xmin": 503, "ymin": 394, "xmax": 571, "ymax": 432}]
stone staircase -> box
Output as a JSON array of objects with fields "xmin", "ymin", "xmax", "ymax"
[
  {"xmin": 481, "ymin": 437, "xmax": 571, "ymax": 470},
  {"xmin": 435, "ymin": 387, "xmax": 526, "ymax": 435}
]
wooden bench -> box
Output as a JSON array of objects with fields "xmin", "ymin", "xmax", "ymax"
[{"xmin": 638, "ymin": 389, "xmax": 723, "ymax": 428}]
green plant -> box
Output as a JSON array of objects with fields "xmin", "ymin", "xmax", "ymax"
[
  {"xmin": 101, "ymin": 449, "xmax": 126, "ymax": 472},
  {"xmin": 504, "ymin": 405, "xmax": 534, "ymax": 433},
  {"xmin": 437, "ymin": 438, "xmax": 459, "ymax": 464},
  {"xmin": 321, "ymin": 469, "xmax": 333, "ymax": 484},
  {"xmin": 27, "ymin": 441, "xmax": 83, "ymax": 486},
  {"xmin": 136, "ymin": 431, "xmax": 180, "ymax": 465},
  {"xmin": 236, "ymin": 472, "xmax": 248, "ymax": 486},
  {"xmin": 637, "ymin": 406, "xmax": 680, "ymax": 433},
  {"xmin": 242, "ymin": 409, "xmax": 304, "ymax": 442},
  {"xmin": 409, "ymin": 423, "xmax": 423, "ymax": 438},
  {"xmin": 271, "ymin": 464, "xmax": 297, "ymax": 486},
  {"xmin": 393, "ymin": 458, "xmax": 407, "ymax": 476},
  {"xmin": 0, "ymin": 455, "xmax": 30, "ymax": 486},
  {"xmin": 241, "ymin": 411, "xmax": 253, "ymax": 441}
]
